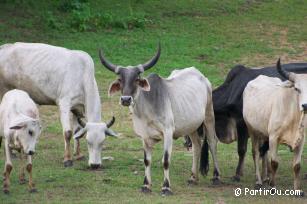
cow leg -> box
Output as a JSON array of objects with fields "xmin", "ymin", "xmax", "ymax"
[
  {"xmin": 3, "ymin": 138, "xmax": 12, "ymax": 194},
  {"xmin": 59, "ymin": 102, "xmax": 73, "ymax": 167},
  {"xmin": 292, "ymin": 135, "xmax": 304, "ymax": 196},
  {"xmin": 72, "ymin": 115, "xmax": 85, "ymax": 161},
  {"xmin": 26, "ymin": 155, "xmax": 37, "ymax": 193},
  {"xmin": 204, "ymin": 123, "xmax": 221, "ymax": 184},
  {"xmin": 19, "ymin": 150, "xmax": 26, "ymax": 184},
  {"xmin": 268, "ymin": 138, "xmax": 278, "ymax": 188},
  {"xmin": 251, "ymin": 135, "xmax": 262, "ymax": 189},
  {"xmin": 141, "ymin": 139, "xmax": 154, "ymax": 193},
  {"xmin": 261, "ymin": 152, "xmax": 269, "ymax": 185},
  {"xmin": 187, "ymin": 131, "xmax": 201, "ymax": 185},
  {"xmin": 233, "ymin": 122, "xmax": 248, "ymax": 182},
  {"xmin": 161, "ymin": 129, "xmax": 173, "ymax": 196}
]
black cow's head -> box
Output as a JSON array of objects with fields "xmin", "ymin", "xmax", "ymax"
[{"xmin": 99, "ymin": 44, "xmax": 161, "ymax": 106}]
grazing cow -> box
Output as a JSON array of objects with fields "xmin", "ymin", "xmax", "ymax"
[
  {"xmin": 243, "ymin": 59, "xmax": 306, "ymax": 195},
  {"xmin": 99, "ymin": 45, "xmax": 221, "ymax": 195},
  {"xmin": 0, "ymin": 42, "xmax": 116, "ymax": 168},
  {"xmin": 0, "ymin": 89, "xmax": 41, "ymax": 193},
  {"xmin": 204, "ymin": 62, "xmax": 307, "ymax": 181}
]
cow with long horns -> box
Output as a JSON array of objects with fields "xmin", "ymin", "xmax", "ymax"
[
  {"xmin": 99, "ymin": 44, "xmax": 221, "ymax": 195},
  {"xmin": 243, "ymin": 59, "xmax": 306, "ymax": 195},
  {"xmin": 0, "ymin": 42, "xmax": 117, "ymax": 169}
]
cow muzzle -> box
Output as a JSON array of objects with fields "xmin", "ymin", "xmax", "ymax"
[
  {"xmin": 90, "ymin": 163, "xmax": 101, "ymax": 169},
  {"xmin": 28, "ymin": 150, "xmax": 35, "ymax": 155},
  {"xmin": 120, "ymin": 96, "xmax": 133, "ymax": 106}
]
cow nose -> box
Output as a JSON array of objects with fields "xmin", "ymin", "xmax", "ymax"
[
  {"xmin": 121, "ymin": 96, "xmax": 132, "ymax": 106},
  {"xmin": 90, "ymin": 164, "xmax": 101, "ymax": 169},
  {"xmin": 302, "ymin": 104, "xmax": 307, "ymax": 111},
  {"xmin": 28, "ymin": 151, "xmax": 35, "ymax": 155}
]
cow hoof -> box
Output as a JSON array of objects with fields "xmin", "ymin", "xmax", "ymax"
[
  {"xmin": 19, "ymin": 179, "xmax": 27, "ymax": 185},
  {"xmin": 211, "ymin": 178, "xmax": 221, "ymax": 185},
  {"xmin": 187, "ymin": 179, "xmax": 198, "ymax": 186},
  {"xmin": 254, "ymin": 184, "xmax": 262, "ymax": 190},
  {"xmin": 63, "ymin": 160, "xmax": 73, "ymax": 167},
  {"xmin": 29, "ymin": 188, "xmax": 37, "ymax": 193},
  {"xmin": 262, "ymin": 178, "xmax": 270, "ymax": 185},
  {"xmin": 161, "ymin": 188, "xmax": 173, "ymax": 196},
  {"xmin": 140, "ymin": 186, "xmax": 151, "ymax": 193},
  {"xmin": 75, "ymin": 155, "xmax": 85, "ymax": 161},
  {"xmin": 298, "ymin": 191, "xmax": 304, "ymax": 197},
  {"xmin": 3, "ymin": 189, "xmax": 9, "ymax": 194},
  {"xmin": 231, "ymin": 175, "xmax": 240, "ymax": 182}
]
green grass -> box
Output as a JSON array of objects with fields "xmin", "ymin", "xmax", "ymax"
[{"xmin": 1, "ymin": 0, "xmax": 307, "ymax": 203}]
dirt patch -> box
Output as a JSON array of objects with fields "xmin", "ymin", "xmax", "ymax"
[{"xmin": 240, "ymin": 27, "xmax": 307, "ymax": 67}]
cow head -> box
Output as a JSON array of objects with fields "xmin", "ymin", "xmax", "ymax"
[
  {"xmin": 73, "ymin": 117, "xmax": 117, "ymax": 169},
  {"xmin": 9, "ymin": 116, "xmax": 41, "ymax": 155},
  {"xmin": 277, "ymin": 59, "xmax": 307, "ymax": 112},
  {"xmin": 99, "ymin": 44, "xmax": 161, "ymax": 106}
]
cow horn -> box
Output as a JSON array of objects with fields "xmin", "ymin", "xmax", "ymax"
[
  {"xmin": 99, "ymin": 49, "xmax": 118, "ymax": 73},
  {"xmin": 277, "ymin": 58, "xmax": 294, "ymax": 82},
  {"xmin": 141, "ymin": 43, "xmax": 161, "ymax": 71},
  {"xmin": 107, "ymin": 116, "xmax": 115, "ymax": 128}
]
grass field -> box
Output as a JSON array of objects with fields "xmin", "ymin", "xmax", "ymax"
[{"xmin": 1, "ymin": 0, "xmax": 307, "ymax": 203}]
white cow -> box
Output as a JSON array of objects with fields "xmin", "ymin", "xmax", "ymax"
[
  {"xmin": 243, "ymin": 59, "xmax": 306, "ymax": 196},
  {"xmin": 0, "ymin": 89, "xmax": 41, "ymax": 193},
  {"xmin": 99, "ymin": 45, "xmax": 221, "ymax": 195},
  {"xmin": 0, "ymin": 42, "xmax": 116, "ymax": 168}
]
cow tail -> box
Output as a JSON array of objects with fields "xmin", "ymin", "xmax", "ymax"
[{"xmin": 199, "ymin": 124, "xmax": 209, "ymax": 176}]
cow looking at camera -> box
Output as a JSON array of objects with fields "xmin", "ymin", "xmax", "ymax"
[
  {"xmin": 99, "ymin": 44, "xmax": 220, "ymax": 195},
  {"xmin": 0, "ymin": 89, "xmax": 41, "ymax": 194}
]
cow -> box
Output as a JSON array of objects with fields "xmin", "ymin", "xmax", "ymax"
[
  {"xmin": 201, "ymin": 61, "xmax": 307, "ymax": 181},
  {"xmin": 0, "ymin": 89, "xmax": 41, "ymax": 193},
  {"xmin": 0, "ymin": 42, "xmax": 117, "ymax": 169},
  {"xmin": 243, "ymin": 59, "xmax": 306, "ymax": 196},
  {"xmin": 99, "ymin": 44, "xmax": 221, "ymax": 195}
]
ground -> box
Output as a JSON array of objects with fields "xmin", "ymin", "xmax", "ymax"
[{"xmin": 0, "ymin": 0, "xmax": 307, "ymax": 203}]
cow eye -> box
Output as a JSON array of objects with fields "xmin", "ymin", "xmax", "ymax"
[
  {"xmin": 295, "ymin": 87, "xmax": 301, "ymax": 93},
  {"xmin": 28, "ymin": 130, "xmax": 33, "ymax": 136}
]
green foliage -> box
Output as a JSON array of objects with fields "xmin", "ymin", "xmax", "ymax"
[
  {"xmin": 55, "ymin": 0, "xmax": 150, "ymax": 32},
  {"xmin": 0, "ymin": 1, "xmax": 307, "ymax": 203}
]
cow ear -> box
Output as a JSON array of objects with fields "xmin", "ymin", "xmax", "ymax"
[
  {"xmin": 10, "ymin": 125, "xmax": 25, "ymax": 130},
  {"xmin": 105, "ymin": 129, "xmax": 118, "ymax": 137},
  {"xmin": 137, "ymin": 78, "xmax": 150, "ymax": 91},
  {"xmin": 108, "ymin": 80, "xmax": 121, "ymax": 96},
  {"xmin": 10, "ymin": 121, "xmax": 27, "ymax": 130}
]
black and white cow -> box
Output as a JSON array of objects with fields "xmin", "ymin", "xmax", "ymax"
[
  {"xmin": 205, "ymin": 62, "xmax": 307, "ymax": 181},
  {"xmin": 99, "ymin": 45, "xmax": 220, "ymax": 195}
]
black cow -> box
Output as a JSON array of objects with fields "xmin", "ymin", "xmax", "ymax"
[{"xmin": 199, "ymin": 62, "xmax": 307, "ymax": 181}]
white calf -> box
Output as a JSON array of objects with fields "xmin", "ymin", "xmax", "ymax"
[{"xmin": 0, "ymin": 89, "xmax": 41, "ymax": 193}]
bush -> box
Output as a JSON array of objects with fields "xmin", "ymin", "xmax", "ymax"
[{"xmin": 49, "ymin": 0, "xmax": 151, "ymax": 32}]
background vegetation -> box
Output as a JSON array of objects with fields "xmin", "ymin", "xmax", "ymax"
[{"xmin": 0, "ymin": 0, "xmax": 307, "ymax": 203}]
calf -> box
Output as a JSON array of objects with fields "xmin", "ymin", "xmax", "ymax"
[
  {"xmin": 243, "ymin": 59, "xmax": 306, "ymax": 195},
  {"xmin": 0, "ymin": 89, "xmax": 41, "ymax": 193}
]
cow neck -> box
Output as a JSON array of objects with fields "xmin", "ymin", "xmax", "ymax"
[{"xmin": 84, "ymin": 77, "xmax": 102, "ymax": 123}]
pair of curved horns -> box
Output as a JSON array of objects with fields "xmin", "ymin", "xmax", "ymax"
[{"xmin": 99, "ymin": 43, "xmax": 161, "ymax": 73}]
